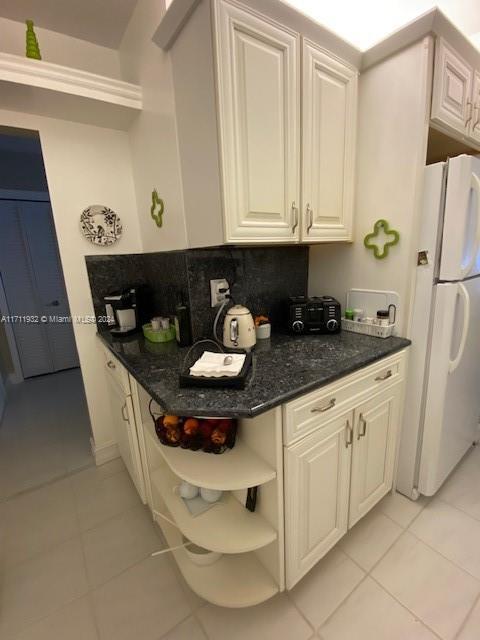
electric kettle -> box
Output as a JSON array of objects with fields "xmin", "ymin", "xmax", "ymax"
[{"xmin": 223, "ymin": 305, "xmax": 256, "ymax": 350}]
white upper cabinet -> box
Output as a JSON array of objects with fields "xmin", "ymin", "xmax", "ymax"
[
  {"xmin": 302, "ymin": 41, "xmax": 357, "ymax": 242},
  {"xmin": 215, "ymin": 1, "xmax": 300, "ymax": 242},
  {"xmin": 469, "ymin": 71, "xmax": 480, "ymax": 146},
  {"xmin": 431, "ymin": 38, "xmax": 473, "ymax": 137}
]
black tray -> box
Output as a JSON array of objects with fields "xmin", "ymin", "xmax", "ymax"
[{"xmin": 179, "ymin": 352, "xmax": 252, "ymax": 389}]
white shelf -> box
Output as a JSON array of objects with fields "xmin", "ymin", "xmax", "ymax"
[
  {"xmin": 151, "ymin": 465, "xmax": 277, "ymax": 554},
  {"xmin": 144, "ymin": 418, "xmax": 276, "ymax": 491},
  {"xmin": 156, "ymin": 508, "xmax": 279, "ymax": 608},
  {"xmin": 0, "ymin": 52, "xmax": 142, "ymax": 130}
]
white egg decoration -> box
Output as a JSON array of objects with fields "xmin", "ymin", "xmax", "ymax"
[
  {"xmin": 200, "ymin": 487, "xmax": 223, "ymax": 503},
  {"xmin": 179, "ymin": 481, "xmax": 199, "ymax": 500}
]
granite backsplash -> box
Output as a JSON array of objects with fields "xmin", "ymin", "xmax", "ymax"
[{"xmin": 85, "ymin": 246, "xmax": 308, "ymax": 340}]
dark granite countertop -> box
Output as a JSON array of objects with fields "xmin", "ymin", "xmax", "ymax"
[{"xmin": 99, "ymin": 331, "xmax": 410, "ymax": 418}]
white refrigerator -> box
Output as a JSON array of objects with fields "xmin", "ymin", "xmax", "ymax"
[{"xmin": 397, "ymin": 154, "xmax": 480, "ymax": 499}]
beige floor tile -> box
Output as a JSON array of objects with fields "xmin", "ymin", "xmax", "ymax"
[
  {"xmin": 410, "ymin": 499, "xmax": 480, "ymax": 579},
  {"xmin": 197, "ymin": 593, "xmax": 313, "ymax": 640},
  {"xmin": 13, "ymin": 596, "xmax": 98, "ymax": 640},
  {"xmin": 379, "ymin": 491, "xmax": 428, "ymax": 528},
  {"xmin": 92, "ymin": 556, "xmax": 190, "ymax": 640},
  {"xmin": 72, "ymin": 469, "xmax": 139, "ymax": 531},
  {"xmin": 160, "ymin": 616, "xmax": 207, "ymax": 640},
  {"xmin": 2, "ymin": 477, "xmax": 79, "ymax": 568},
  {"xmin": 290, "ymin": 547, "xmax": 365, "ymax": 630},
  {"xmin": 438, "ymin": 447, "xmax": 480, "ymax": 520},
  {"xmin": 457, "ymin": 596, "xmax": 480, "ymax": 640},
  {"xmin": 372, "ymin": 531, "xmax": 480, "ymax": 640},
  {"xmin": 319, "ymin": 577, "xmax": 437, "ymax": 640},
  {"xmin": 82, "ymin": 504, "xmax": 161, "ymax": 587},
  {"xmin": 339, "ymin": 507, "xmax": 402, "ymax": 570},
  {"xmin": 0, "ymin": 537, "xmax": 89, "ymax": 638}
]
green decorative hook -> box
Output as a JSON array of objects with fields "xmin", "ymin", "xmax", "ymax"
[
  {"xmin": 150, "ymin": 189, "xmax": 164, "ymax": 228},
  {"xmin": 364, "ymin": 219, "xmax": 400, "ymax": 260}
]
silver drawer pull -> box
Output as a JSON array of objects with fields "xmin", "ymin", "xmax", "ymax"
[
  {"xmin": 311, "ymin": 398, "xmax": 336, "ymax": 413},
  {"xmin": 375, "ymin": 369, "xmax": 392, "ymax": 382},
  {"xmin": 345, "ymin": 419, "xmax": 353, "ymax": 448},
  {"xmin": 107, "ymin": 360, "xmax": 116, "ymax": 370},
  {"xmin": 121, "ymin": 402, "xmax": 129, "ymax": 422},
  {"xmin": 357, "ymin": 413, "xmax": 367, "ymax": 439}
]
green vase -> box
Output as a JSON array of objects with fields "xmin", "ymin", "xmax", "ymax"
[{"xmin": 26, "ymin": 20, "xmax": 41, "ymax": 60}]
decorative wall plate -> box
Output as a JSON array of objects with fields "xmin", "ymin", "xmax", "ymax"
[{"xmin": 80, "ymin": 205, "xmax": 122, "ymax": 246}]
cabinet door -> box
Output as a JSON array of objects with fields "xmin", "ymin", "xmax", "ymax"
[
  {"xmin": 215, "ymin": 0, "xmax": 300, "ymax": 243},
  {"xmin": 107, "ymin": 378, "xmax": 146, "ymax": 503},
  {"xmin": 301, "ymin": 40, "xmax": 357, "ymax": 242},
  {"xmin": 431, "ymin": 38, "xmax": 473, "ymax": 137},
  {"xmin": 285, "ymin": 410, "xmax": 353, "ymax": 588},
  {"xmin": 468, "ymin": 71, "xmax": 480, "ymax": 146},
  {"xmin": 349, "ymin": 385, "xmax": 401, "ymax": 527}
]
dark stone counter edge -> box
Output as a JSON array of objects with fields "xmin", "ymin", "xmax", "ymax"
[{"xmin": 99, "ymin": 334, "xmax": 411, "ymax": 419}]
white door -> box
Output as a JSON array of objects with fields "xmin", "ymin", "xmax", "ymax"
[
  {"xmin": 440, "ymin": 155, "xmax": 480, "ymax": 281},
  {"xmin": 214, "ymin": 0, "xmax": 300, "ymax": 243},
  {"xmin": 107, "ymin": 376, "xmax": 146, "ymax": 503},
  {"xmin": 285, "ymin": 410, "xmax": 353, "ymax": 588},
  {"xmin": 301, "ymin": 40, "xmax": 357, "ymax": 242},
  {"xmin": 419, "ymin": 279, "xmax": 480, "ymax": 496},
  {"xmin": 468, "ymin": 71, "xmax": 480, "ymax": 146},
  {"xmin": 349, "ymin": 385, "xmax": 401, "ymax": 527},
  {"xmin": 0, "ymin": 200, "xmax": 78, "ymax": 377},
  {"xmin": 431, "ymin": 38, "xmax": 473, "ymax": 136}
]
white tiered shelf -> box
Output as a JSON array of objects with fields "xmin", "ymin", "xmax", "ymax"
[
  {"xmin": 155, "ymin": 501, "xmax": 279, "ymax": 608},
  {"xmin": 151, "ymin": 464, "xmax": 277, "ymax": 554},
  {"xmin": 0, "ymin": 52, "xmax": 142, "ymax": 130},
  {"xmin": 144, "ymin": 417, "xmax": 276, "ymax": 490}
]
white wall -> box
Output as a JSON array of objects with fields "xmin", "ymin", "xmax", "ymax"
[
  {"xmin": 0, "ymin": 108, "xmax": 142, "ymax": 455},
  {"xmin": 309, "ymin": 37, "xmax": 433, "ymax": 335},
  {"xmin": 0, "ymin": 16, "xmax": 121, "ymax": 78},
  {"xmin": 119, "ymin": 0, "xmax": 188, "ymax": 252}
]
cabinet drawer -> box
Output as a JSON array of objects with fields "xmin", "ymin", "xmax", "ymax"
[
  {"xmin": 283, "ymin": 351, "xmax": 406, "ymax": 445},
  {"xmin": 100, "ymin": 344, "xmax": 130, "ymax": 394}
]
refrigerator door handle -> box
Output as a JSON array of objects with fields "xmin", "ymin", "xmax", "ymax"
[
  {"xmin": 449, "ymin": 283, "xmax": 470, "ymax": 373},
  {"xmin": 461, "ymin": 173, "xmax": 480, "ymax": 279}
]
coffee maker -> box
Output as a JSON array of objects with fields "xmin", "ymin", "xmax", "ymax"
[{"xmin": 104, "ymin": 288, "xmax": 141, "ymax": 336}]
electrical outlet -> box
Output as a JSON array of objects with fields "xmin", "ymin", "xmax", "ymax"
[{"xmin": 210, "ymin": 278, "xmax": 230, "ymax": 307}]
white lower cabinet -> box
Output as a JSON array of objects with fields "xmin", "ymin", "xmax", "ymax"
[
  {"xmin": 349, "ymin": 386, "xmax": 401, "ymax": 527},
  {"xmin": 285, "ymin": 360, "xmax": 405, "ymax": 588},
  {"xmin": 285, "ymin": 410, "xmax": 353, "ymax": 586}
]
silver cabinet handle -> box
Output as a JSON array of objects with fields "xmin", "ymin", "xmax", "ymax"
[
  {"xmin": 466, "ymin": 100, "xmax": 473, "ymax": 126},
  {"xmin": 374, "ymin": 369, "xmax": 392, "ymax": 381},
  {"xmin": 121, "ymin": 402, "xmax": 129, "ymax": 422},
  {"xmin": 357, "ymin": 413, "xmax": 367, "ymax": 439},
  {"xmin": 306, "ymin": 203, "xmax": 313, "ymax": 232},
  {"xmin": 345, "ymin": 419, "xmax": 353, "ymax": 448},
  {"xmin": 107, "ymin": 360, "xmax": 116, "ymax": 370},
  {"xmin": 473, "ymin": 102, "xmax": 480, "ymax": 130},
  {"xmin": 291, "ymin": 201, "xmax": 299, "ymax": 233},
  {"xmin": 311, "ymin": 398, "xmax": 336, "ymax": 413}
]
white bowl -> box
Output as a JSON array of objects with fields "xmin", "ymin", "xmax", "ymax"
[
  {"xmin": 255, "ymin": 323, "xmax": 271, "ymax": 339},
  {"xmin": 182, "ymin": 536, "xmax": 221, "ymax": 566}
]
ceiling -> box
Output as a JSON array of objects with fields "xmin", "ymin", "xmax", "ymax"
[
  {"xmin": 0, "ymin": 0, "xmax": 138, "ymax": 49},
  {"xmin": 285, "ymin": 0, "xmax": 480, "ymax": 50}
]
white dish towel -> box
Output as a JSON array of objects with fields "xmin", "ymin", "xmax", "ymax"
[{"xmin": 189, "ymin": 351, "xmax": 246, "ymax": 377}]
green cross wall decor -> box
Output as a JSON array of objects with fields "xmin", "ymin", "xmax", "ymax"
[
  {"xmin": 364, "ymin": 219, "xmax": 400, "ymax": 260},
  {"xmin": 150, "ymin": 190, "xmax": 164, "ymax": 228}
]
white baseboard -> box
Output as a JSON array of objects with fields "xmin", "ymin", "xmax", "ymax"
[{"xmin": 90, "ymin": 437, "xmax": 120, "ymax": 466}]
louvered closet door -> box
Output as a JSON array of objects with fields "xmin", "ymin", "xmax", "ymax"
[
  {"xmin": 0, "ymin": 201, "xmax": 52, "ymax": 377},
  {"xmin": 20, "ymin": 202, "xmax": 79, "ymax": 372}
]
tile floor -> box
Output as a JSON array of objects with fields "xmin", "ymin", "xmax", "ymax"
[
  {"xmin": 1, "ymin": 379, "xmax": 480, "ymax": 639},
  {"xmin": 0, "ymin": 369, "xmax": 93, "ymax": 500}
]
